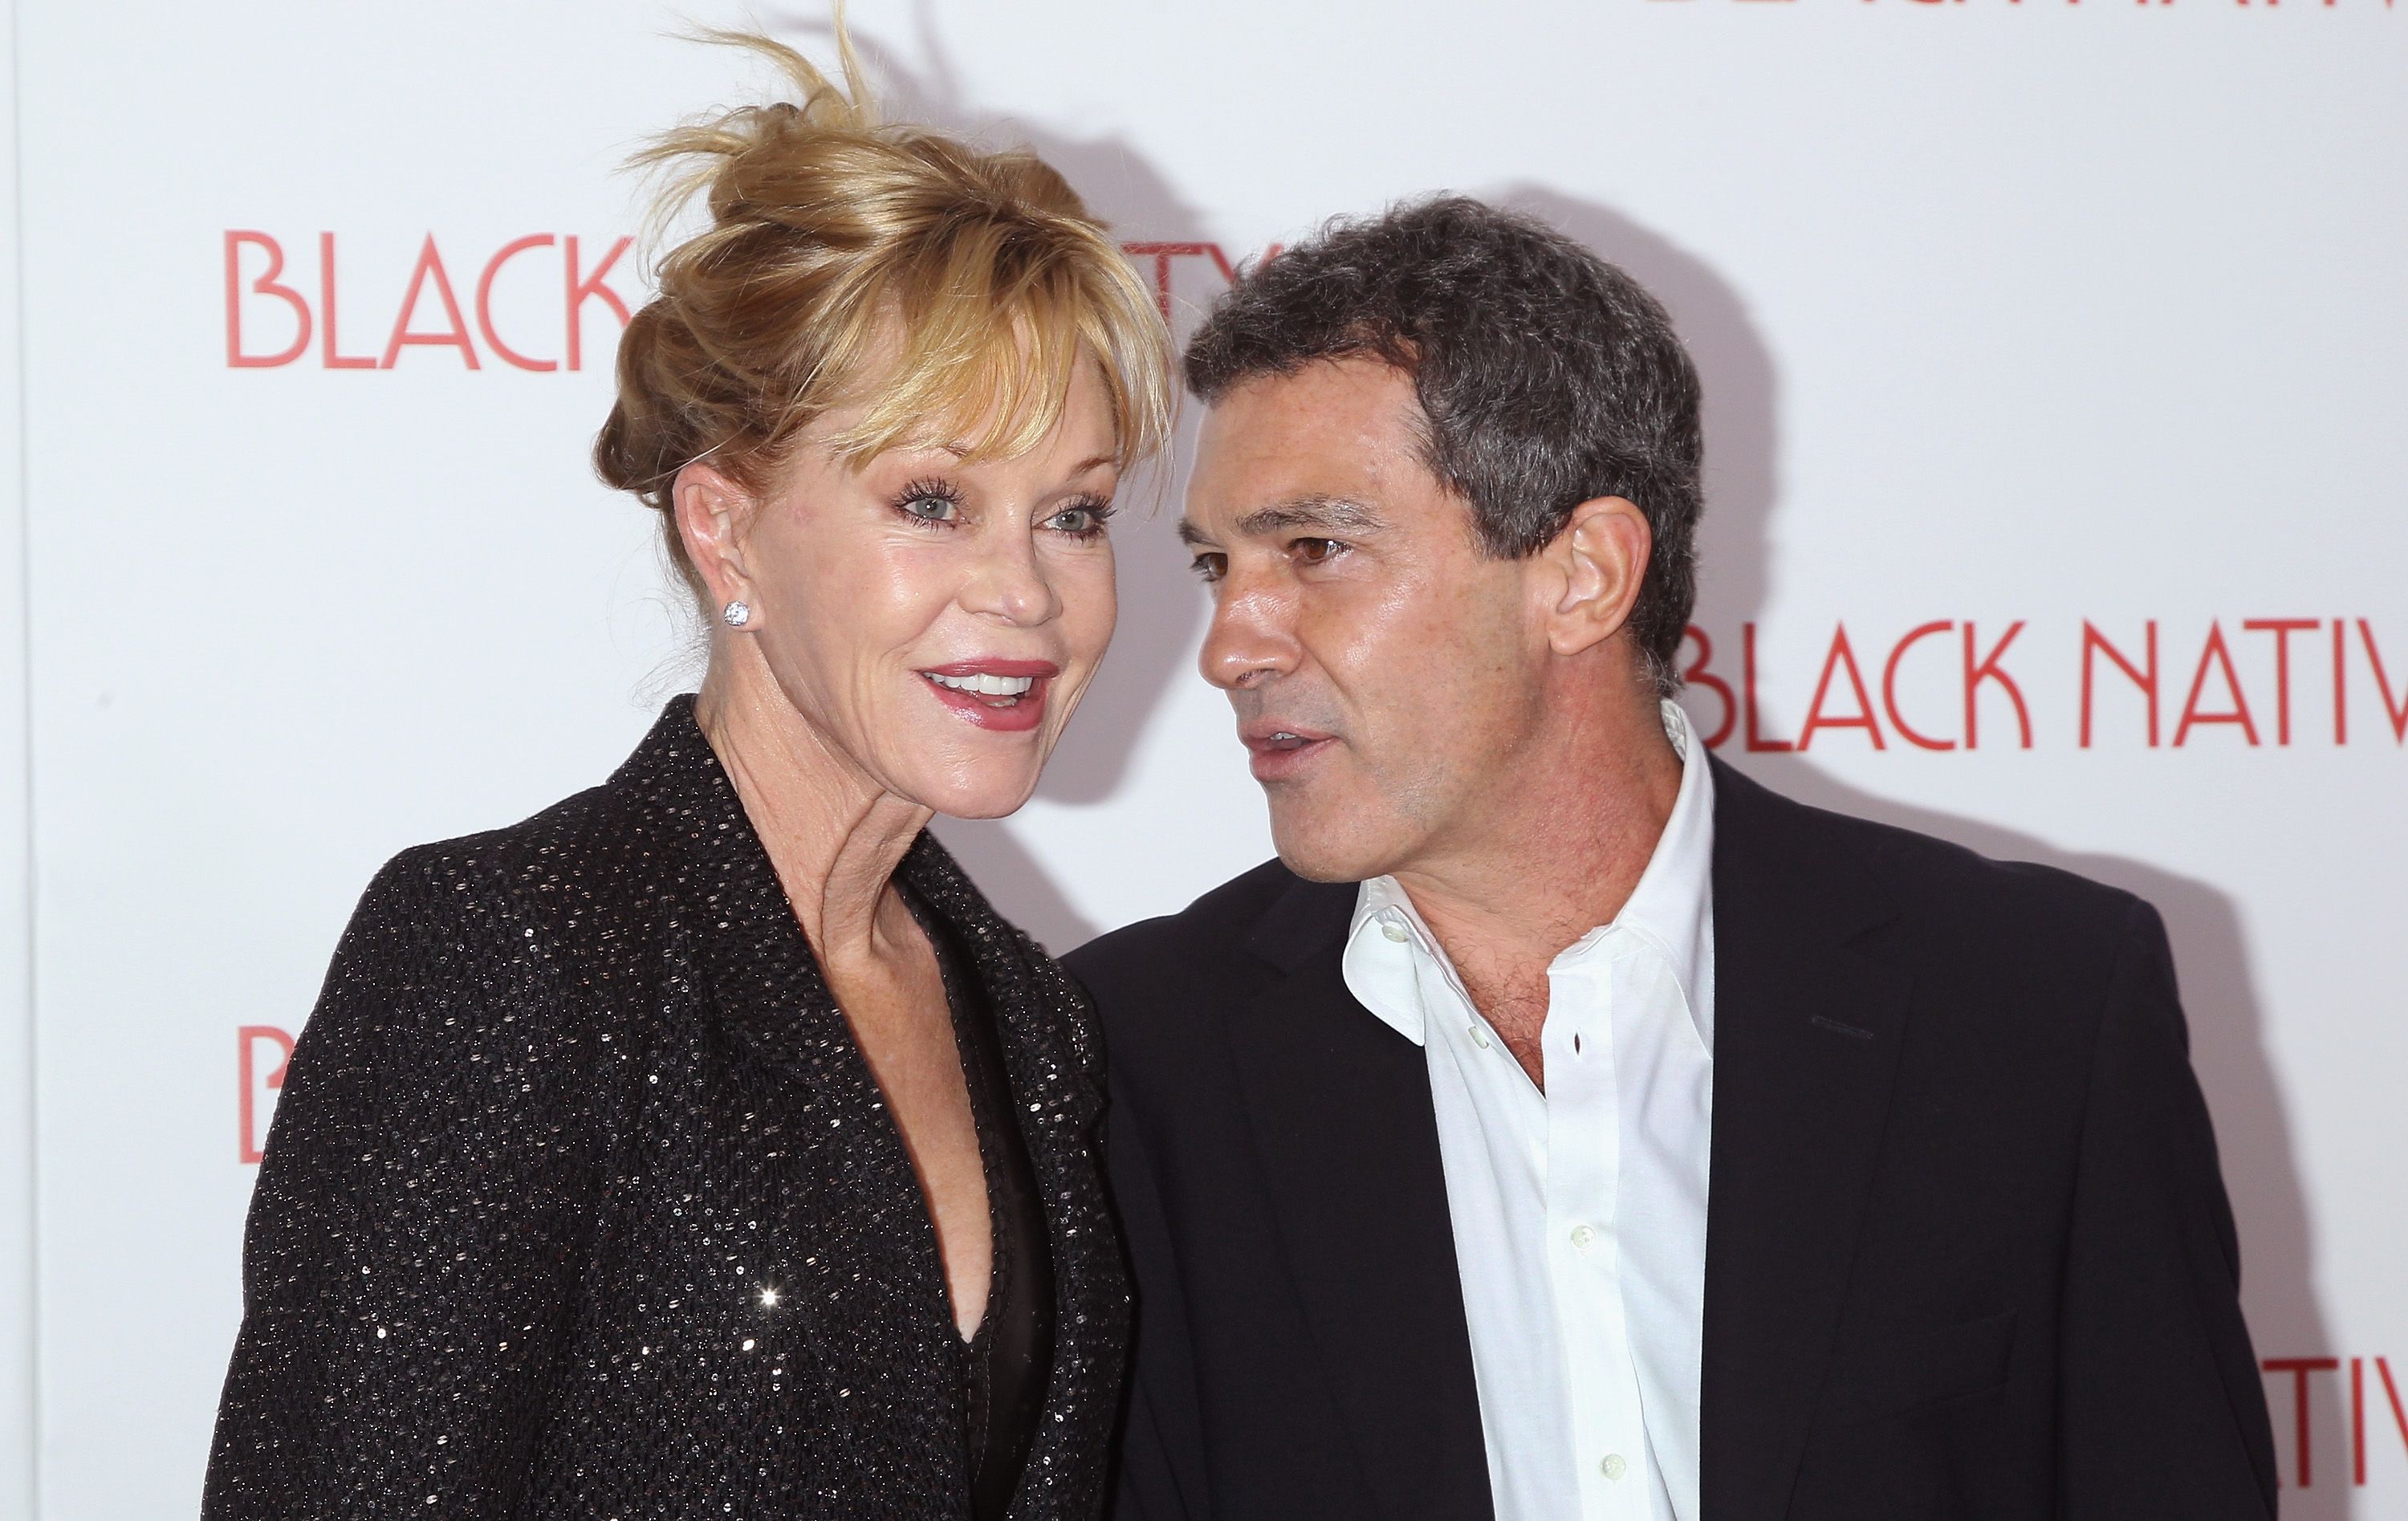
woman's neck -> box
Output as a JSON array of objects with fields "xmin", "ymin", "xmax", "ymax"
[{"xmin": 694, "ymin": 660, "xmax": 934, "ymax": 966}]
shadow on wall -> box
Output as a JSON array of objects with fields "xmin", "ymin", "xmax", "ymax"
[
  {"xmin": 1515, "ymin": 188, "xmax": 2333, "ymax": 1513},
  {"xmin": 763, "ymin": 1, "xmax": 1215, "ymax": 951}
]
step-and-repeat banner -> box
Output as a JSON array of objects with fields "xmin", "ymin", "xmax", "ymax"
[{"xmin": 8, "ymin": 0, "xmax": 2403, "ymax": 1514}]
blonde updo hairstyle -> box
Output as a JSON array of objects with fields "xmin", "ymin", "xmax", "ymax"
[{"xmin": 595, "ymin": 22, "xmax": 1176, "ymax": 605}]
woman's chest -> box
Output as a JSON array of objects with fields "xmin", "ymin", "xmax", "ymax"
[{"xmin": 525, "ymin": 1046, "xmax": 979, "ymax": 1507}]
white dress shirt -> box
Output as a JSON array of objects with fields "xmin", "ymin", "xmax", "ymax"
[{"xmin": 1341, "ymin": 700, "xmax": 1715, "ymax": 1521}]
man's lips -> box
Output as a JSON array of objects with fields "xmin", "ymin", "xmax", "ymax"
[
  {"xmin": 1239, "ymin": 721, "xmax": 1334, "ymax": 753},
  {"xmin": 917, "ymin": 659, "xmax": 1061, "ymax": 733},
  {"xmin": 1239, "ymin": 722, "xmax": 1337, "ymax": 782}
]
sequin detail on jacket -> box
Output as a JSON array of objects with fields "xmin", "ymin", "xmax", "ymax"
[{"xmin": 202, "ymin": 697, "xmax": 1129, "ymax": 1519}]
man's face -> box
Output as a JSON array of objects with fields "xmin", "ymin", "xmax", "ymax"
[{"xmin": 1182, "ymin": 359, "xmax": 1552, "ymax": 883}]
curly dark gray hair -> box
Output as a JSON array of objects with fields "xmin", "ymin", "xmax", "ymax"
[{"xmin": 1184, "ymin": 195, "xmax": 1702, "ymax": 695}]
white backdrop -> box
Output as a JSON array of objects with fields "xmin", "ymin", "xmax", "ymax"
[{"xmin": 4, "ymin": 0, "xmax": 2404, "ymax": 1514}]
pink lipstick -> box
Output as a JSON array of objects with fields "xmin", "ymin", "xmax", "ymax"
[{"xmin": 918, "ymin": 660, "xmax": 1060, "ymax": 734}]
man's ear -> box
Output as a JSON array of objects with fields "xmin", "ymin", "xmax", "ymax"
[
  {"xmin": 1540, "ymin": 496, "xmax": 1653, "ymax": 658},
  {"xmin": 672, "ymin": 462, "xmax": 760, "ymax": 623}
]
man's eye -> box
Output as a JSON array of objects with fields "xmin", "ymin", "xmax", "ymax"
[
  {"xmin": 1291, "ymin": 538, "xmax": 1343, "ymax": 565},
  {"xmin": 1190, "ymin": 553, "xmax": 1228, "ymax": 584}
]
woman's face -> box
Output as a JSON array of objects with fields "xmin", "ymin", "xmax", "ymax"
[{"xmin": 710, "ymin": 361, "xmax": 1123, "ymax": 819}]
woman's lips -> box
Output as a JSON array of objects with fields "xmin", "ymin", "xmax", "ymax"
[
  {"xmin": 917, "ymin": 660, "xmax": 1060, "ymax": 734},
  {"xmin": 1241, "ymin": 724, "xmax": 1336, "ymax": 783}
]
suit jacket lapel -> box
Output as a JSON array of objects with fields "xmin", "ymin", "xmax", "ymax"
[
  {"xmin": 1224, "ymin": 876, "xmax": 1496, "ymax": 1521},
  {"xmin": 1700, "ymin": 759, "xmax": 1914, "ymax": 1521}
]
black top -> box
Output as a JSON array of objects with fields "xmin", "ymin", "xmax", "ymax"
[
  {"xmin": 1070, "ymin": 756, "xmax": 2276, "ymax": 1521},
  {"xmin": 203, "ymin": 697, "xmax": 1127, "ymax": 1520},
  {"xmin": 917, "ymin": 898, "xmax": 1056, "ymax": 1518}
]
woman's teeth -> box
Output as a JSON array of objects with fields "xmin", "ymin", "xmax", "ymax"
[{"xmin": 925, "ymin": 671, "xmax": 1035, "ymax": 704}]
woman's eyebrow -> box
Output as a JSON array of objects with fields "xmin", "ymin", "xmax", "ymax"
[{"xmin": 930, "ymin": 444, "xmax": 1119, "ymax": 477}]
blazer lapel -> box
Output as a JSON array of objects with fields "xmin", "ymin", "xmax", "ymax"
[
  {"xmin": 1222, "ymin": 876, "xmax": 1496, "ymax": 1521},
  {"xmin": 608, "ymin": 698, "xmax": 932, "ymax": 1210},
  {"xmin": 898, "ymin": 832, "xmax": 1105, "ymax": 1135},
  {"xmin": 1700, "ymin": 760, "xmax": 1914, "ymax": 1521}
]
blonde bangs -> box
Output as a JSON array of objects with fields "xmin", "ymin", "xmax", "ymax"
[{"xmin": 811, "ymin": 214, "xmax": 1175, "ymax": 470}]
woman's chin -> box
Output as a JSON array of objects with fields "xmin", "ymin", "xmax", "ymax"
[
  {"xmin": 930, "ymin": 795, "xmax": 1031, "ymax": 823},
  {"xmin": 906, "ymin": 765, "xmax": 1043, "ymax": 823},
  {"xmin": 889, "ymin": 707, "xmax": 1083, "ymax": 819}
]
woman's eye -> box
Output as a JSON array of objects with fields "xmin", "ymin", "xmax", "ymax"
[
  {"xmin": 1291, "ymin": 537, "xmax": 1343, "ymax": 565},
  {"xmin": 901, "ymin": 494, "xmax": 961, "ymax": 525},
  {"xmin": 1045, "ymin": 502, "xmax": 1114, "ymax": 538}
]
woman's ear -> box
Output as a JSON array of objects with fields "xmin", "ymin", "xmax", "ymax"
[
  {"xmin": 1541, "ymin": 495, "xmax": 1653, "ymax": 658},
  {"xmin": 673, "ymin": 462, "xmax": 759, "ymax": 624}
]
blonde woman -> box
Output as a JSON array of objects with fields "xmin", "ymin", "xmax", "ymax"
[{"xmin": 203, "ymin": 30, "xmax": 1171, "ymax": 1520}]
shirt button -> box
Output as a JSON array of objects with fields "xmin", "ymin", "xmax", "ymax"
[
  {"xmin": 1467, "ymin": 1025, "xmax": 1491, "ymax": 1050},
  {"xmin": 1570, "ymin": 1224, "xmax": 1597, "ymax": 1251},
  {"xmin": 1601, "ymin": 1453, "xmax": 1629, "ymax": 1482},
  {"xmin": 1379, "ymin": 914, "xmax": 1409, "ymax": 943}
]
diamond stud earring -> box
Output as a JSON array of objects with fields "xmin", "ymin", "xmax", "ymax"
[{"xmin": 721, "ymin": 600, "xmax": 751, "ymax": 628}]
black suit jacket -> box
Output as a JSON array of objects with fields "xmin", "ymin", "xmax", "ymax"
[
  {"xmin": 1068, "ymin": 758, "xmax": 2276, "ymax": 1520},
  {"xmin": 205, "ymin": 697, "xmax": 1129, "ymax": 1519}
]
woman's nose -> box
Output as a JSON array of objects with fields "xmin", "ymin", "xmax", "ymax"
[{"xmin": 962, "ymin": 534, "xmax": 1060, "ymax": 627}]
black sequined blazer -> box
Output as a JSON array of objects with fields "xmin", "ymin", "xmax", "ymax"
[{"xmin": 203, "ymin": 697, "xmax": 1129, "ymax": 1519}]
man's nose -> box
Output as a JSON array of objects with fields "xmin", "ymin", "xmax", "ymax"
[{"xmin": 1200, "ymin": 575, "xmax": 1301, "ymax": 691}]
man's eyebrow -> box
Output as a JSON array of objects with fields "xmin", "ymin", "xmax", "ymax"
[
  {"xmin": 1182, "ymin": 495, "xmax": 1388, "ymax": 548},
  {"xmin": 1241, "ymin": 494, "xmax": 1388, "ymax": 536}
]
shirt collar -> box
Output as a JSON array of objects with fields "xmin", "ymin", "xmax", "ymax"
[
  {"xmin": 1344, "ymin": 875, "xmax": 1438, "ymax": 1046},
  {"xmin": 1601, "ymin": 698, "xmax": 1717, "ymax": 1045},
  {"xmin": 1344, "ymin": 698, "xmax": 1717, "ymax": 1048}
]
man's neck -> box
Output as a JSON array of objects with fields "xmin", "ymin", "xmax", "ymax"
[{"xmin": 1389, "ymin": 698, "xmax": 1686, "ymax": 1085}]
